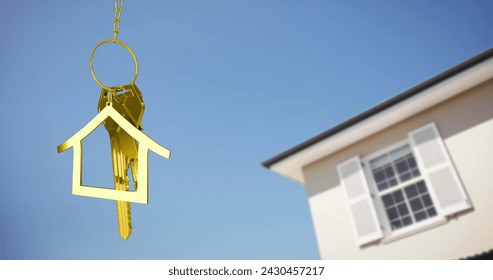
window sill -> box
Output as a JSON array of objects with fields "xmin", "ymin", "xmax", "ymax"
[{"xmin": 380, "ymin": 216, "xmax": 447, "ymax": 244}]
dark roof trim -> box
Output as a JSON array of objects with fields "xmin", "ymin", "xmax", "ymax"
[
  {"xmin": 462, "ymin": 248, "xmax": 493, "ymax": 260},
  {"xmin": 262, "ymin": 47, "xmax": 493, "ymax": 168}
]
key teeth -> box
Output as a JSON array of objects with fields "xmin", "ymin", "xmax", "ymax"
[{"xmin": 121, "ymin": 203, "xmax": 132, "ymax": 240}]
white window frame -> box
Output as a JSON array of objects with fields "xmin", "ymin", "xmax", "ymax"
[
  {"xmin": 362, "ymin": 139, "xmax": 447, "ymax": 243},
  {"xmin": 337, "ymin": 122, "xmax": 471, "ymax": 246}
]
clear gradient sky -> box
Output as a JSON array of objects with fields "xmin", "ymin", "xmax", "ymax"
[{"xmin": 1, "ymin": 0, "xmax": 493, "ymax": 259}]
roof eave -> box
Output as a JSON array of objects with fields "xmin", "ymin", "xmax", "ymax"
[{"xmin": 263, "ymin": 48, "xmax": 493, "ymax": 184}]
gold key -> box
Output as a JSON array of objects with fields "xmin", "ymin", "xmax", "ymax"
[
  {"xmin": 98, "ymin": 84, "xmax": 145, "ymax": 240},
  {"xmin": 111, "ymin": 136, "xmax": 132, "ymax": 239}
]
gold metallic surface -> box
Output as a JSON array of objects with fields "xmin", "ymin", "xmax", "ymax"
[
  {"xmin": 57, "ymin": 100, "xmax": 170, "ymax": 204},
  {"xmin": 89, "ymin": 39, "xmax": 138, "ymax": 92},
  {"xmin": 113, "ymin": 141, "xmax": 132, "ymax": 240},
  {"xmin": 99, "ymin": 84, "xmax": 145, "ymax": 240},
  {"xmin": 58, "ymin": 0, "xmax": 170, "ymax": 240},
  {"xmin": 113, "ymin": 0, "xmax": 123, "ymax": 42}
]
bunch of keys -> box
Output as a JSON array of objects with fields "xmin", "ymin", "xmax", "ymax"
[
  {"xmin": 58, "ymin": 0, "xmax": 170, "ymax": 240},
  {"xmin": 98, "ymin": 84, "xmax": 144, "ymax": 240},
  {"xmin": 57, "ymin": 38, "xmax": 170, "ymax": 240}
]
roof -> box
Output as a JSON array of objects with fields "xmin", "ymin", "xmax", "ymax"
[{"xmin": 262, "ymin": 47, "xmax": 493, "ymax": 184}]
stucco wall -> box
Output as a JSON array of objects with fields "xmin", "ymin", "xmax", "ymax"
[{"xmin": 303, "ymin": 78, "xmax": 493, "ymax": 259}]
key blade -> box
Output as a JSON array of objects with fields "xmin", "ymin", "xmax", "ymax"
[
  {"xmin": 117, "ymin": 200, "xmax": 132, "ymax": 240},
  {"xmin": 111, "ymin": 136, "xmax": 133, "ymax": 240}
]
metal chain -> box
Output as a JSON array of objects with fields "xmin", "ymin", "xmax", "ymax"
[{"xmin": 113, "ymin": 0, "xmax": 123, "ymax": 42}]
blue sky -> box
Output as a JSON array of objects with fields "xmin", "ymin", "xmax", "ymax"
[{"xmin": 1, "ymin": 0, "xmax": 492, "ymax": 259}]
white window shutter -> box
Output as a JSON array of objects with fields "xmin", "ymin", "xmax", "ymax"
[
  {"xmin": 409, "ymin": 123, "xmax": 472, "ymax": 216},
  {"xmin": 337, "ymin": 156, "xmax": 383, "ymax": 246}
]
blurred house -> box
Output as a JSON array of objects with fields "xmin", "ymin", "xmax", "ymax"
[{"xmin": 263, "ymin": 48, "xmax": 493, "ymax": 259}]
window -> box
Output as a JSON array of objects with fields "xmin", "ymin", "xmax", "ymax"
[
  {"xmin": 337, "ymin": 123, "xmax": 472, "ymax": 246},
  {"xmin": 367, "ymin": 144, "xmax": 438, "ymax": 231}
]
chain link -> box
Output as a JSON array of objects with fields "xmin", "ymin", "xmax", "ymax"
[{"xmin": 113, "ymin": 0, "xmax": 123, "ymax": 42}]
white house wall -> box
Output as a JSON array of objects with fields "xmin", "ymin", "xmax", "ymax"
[{"xmin": 303, "ymin": 78, "xmax": 493, "ymax": 259}]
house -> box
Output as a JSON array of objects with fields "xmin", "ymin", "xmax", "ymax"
[
  {"xmin": 262, "ymin": 48, "xmax": 493, "ymax": 259},
  {"xmin": 58, "ymin": 103, "xmax": 170, "ymax": 204}
]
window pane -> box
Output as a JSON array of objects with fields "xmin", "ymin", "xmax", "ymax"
[
  {"xmin": 422, "ymin": 194, "xmax": 433, "ymax": 207},
  {"xmin": 384, "ymin": 166, "xmax": 395, "ymax": 178},
  {"xmin": 395, "ymin": 160, "xmax": 408, "ymax": 174},
  {"xmin": 417, "ymin": 181, "xmax": 427, "ymax": 194},
  {"xmin": 387, "ymin": 207, "xmax": 398, "ymax": 220},
  {"xmin": 400, "ymin": 172, "xmax": 411, "ymax": 182},
  {"xmin": 392, "ymin": 191, "xmax": 404, "ymax": 203},
  {"xmin": 414, "ymin": 211, "xmax": 427, "ymax": 222},
  {"xmin": 373, "ymin": 170, "xmax": 385, "ymax": 183},
  {"xmin": 410, "ymin": 198, "xmax": 424, "ymax": 212},
  {"xmin": 409, "ymin": 157, "xmax": 418, "ymax": 169},
  {"xmin": 382, "ymin": 194, "xmax": 394, "ymax": 207},
  {"xmin": 402, "ymin": 216, "xmax": 412, "ymax": 226},
  {"xmin": 405, "ymin": 185, "xmax": 418, "ymax": 198},
  {"xmin": 397, "ymin": 203, "xmax": 409, "ymax": 216},
  {"xmin": 377, "ymin": 182, "xmax": 389, "ymax": 192},
  {"xmin": 388, "ymin": 178, "xmax": 398, "ymax": 188},
  {"xmin": 391, "ymin": 220, "xmax": 402, "ymax": 230},
  {"xmin": 427, "ymin": 208, "xmax": 437, "ymax": 217}
]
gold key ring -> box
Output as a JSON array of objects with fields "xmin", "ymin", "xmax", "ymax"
[{"xmin": 89, "ymin": 39, "xmax": 139, "ymax": 91}]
